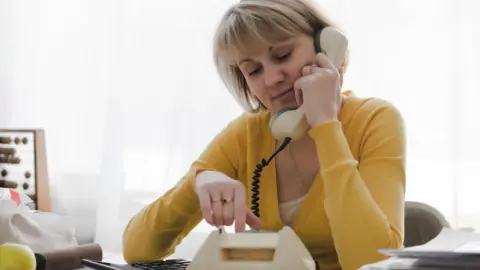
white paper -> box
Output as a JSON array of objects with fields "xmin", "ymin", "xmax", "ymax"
[
  {"xmin": 360, "ymin": 257, "xmax": 421, "ymax": 270},
  {"xmin": 362, "ymin": 228, "xmax": 480, "ymax": 269},
  {"xmin": 379, "ymin": 228, "xmax": 480, "ymax": 257},
  {"xmin": 0, "ymin": 200, "xmax": 78, "ymax": 253}
]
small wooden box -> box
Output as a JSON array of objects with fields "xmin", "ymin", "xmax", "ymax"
[{"xmin": 0, "ymin": 129, "xmax": 51, "ymax": 212}]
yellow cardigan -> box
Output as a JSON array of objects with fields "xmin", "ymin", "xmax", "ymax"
[{"xmin": 122, "ymin": 91, "xmax": 406, "ymax": 270}]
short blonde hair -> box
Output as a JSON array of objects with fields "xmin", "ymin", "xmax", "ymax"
[{"xmin": 213, "ymin": 0, "xmax": 349, "ymax": 113}]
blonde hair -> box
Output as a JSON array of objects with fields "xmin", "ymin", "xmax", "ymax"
[{"xmin": 213, "ymin": 0, "xmax": 349, "ymax": 113}]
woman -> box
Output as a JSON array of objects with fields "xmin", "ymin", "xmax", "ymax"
[{"xmin": 122, "ymin": 0, "xmax": 406, "ymax": 269}]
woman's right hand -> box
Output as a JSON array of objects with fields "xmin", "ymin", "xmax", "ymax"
[{"xmin": 195, "ymin": 171, "xmax": 262, "ymax": 232}]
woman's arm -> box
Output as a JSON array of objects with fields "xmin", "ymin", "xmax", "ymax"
[
  {"xmin": 309, "ymin": 100, "xmax": 406, "ymax": 270},
  {"xmin": 122, "ymin": 115, "xmax": 247, "ymax": 264}
]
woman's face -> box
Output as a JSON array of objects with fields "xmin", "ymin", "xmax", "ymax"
[{"xmin": 235, "ymin": 34, "xmax": 317, "ymax": 113}]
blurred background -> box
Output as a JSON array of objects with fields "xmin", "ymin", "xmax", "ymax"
[{"xmin": 1, "ymin": 0, "xmax": 479, "ymax": 258}]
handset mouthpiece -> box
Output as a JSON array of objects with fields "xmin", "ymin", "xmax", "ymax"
[{"xmin": 269, "ymin": 106, "xmax": 308, "ymax": 141}]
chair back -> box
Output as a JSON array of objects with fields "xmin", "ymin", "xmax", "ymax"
[{"xmin": 404, "ymin": 201, "xmax": 450, "ymax": 247}]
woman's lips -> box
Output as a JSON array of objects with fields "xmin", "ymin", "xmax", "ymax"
[{"xmin": 273, "ymin": 88, "xmax": 294, "ymax": 100}]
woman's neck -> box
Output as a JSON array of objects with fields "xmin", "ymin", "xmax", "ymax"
[{"xmin": 276, "ymin": 133, "xmax": 316, "ymax": 159}]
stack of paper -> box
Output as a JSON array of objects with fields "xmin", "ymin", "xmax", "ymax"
[{"xmin": 361, "ymin": 228, "xmax": 480, "ymax": 269}]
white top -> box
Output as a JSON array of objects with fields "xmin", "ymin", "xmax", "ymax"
[{"xmin": 278, "ymin": 194, "xmax": 307, "ymax": 226}]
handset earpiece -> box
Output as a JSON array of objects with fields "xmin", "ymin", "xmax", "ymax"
[{"xmin": 269, "ymin": 26, "xmax": 348, "ymax": 141}]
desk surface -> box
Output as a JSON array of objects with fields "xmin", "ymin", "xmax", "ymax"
[{"xmin": 80, "ymin": 252, "xmax": 127, "ymax": 269}]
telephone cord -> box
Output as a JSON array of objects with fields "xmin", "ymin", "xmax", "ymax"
[{"xmin": 250, "ymin": 137, "xmax": 291, "ymax": 218}]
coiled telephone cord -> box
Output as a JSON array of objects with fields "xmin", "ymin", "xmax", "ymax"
[{"xmin": 250, "ymin": 137, "xmax": 291, "ymax": 218}]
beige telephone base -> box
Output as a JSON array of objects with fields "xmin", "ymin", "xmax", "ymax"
[
  {"xmin": 186, "ymin": 226, "xmax": 316, "ymax": 270},
  {"xmin": 269, "ymin": 26, "xmax": 348, "ymax": 141}
]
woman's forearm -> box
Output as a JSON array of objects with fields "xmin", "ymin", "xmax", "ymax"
[
  {"xmin": 309, "ymin": 119, "xmax": 405, "ymax": 270},
  {"xmin": 122, "ymin": 175, "xmax": 202, "ymax": 263}
]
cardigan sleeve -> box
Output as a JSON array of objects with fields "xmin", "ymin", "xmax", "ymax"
[
  {"xmin": 122, "ymin": 114, "xmax": 248, "ymax": 264},
  {"xmin": 308, "ymin": 101, "xmax": 406, "ymax": 270}
]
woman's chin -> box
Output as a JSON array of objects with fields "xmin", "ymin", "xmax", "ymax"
[{"xmin": 275, "ymin": 100, "xmax": 299, "ymax": 112}]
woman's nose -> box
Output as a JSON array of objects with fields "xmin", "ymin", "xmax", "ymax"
[{"xmin": 264, "ymin": 65, "xmax": 285, "ymax": 87}]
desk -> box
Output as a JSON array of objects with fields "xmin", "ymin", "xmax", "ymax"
[{"xmin": 80, "ymin": 252, "xmax": 127, "ymax": 269}]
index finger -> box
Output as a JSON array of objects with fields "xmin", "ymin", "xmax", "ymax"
[
  {"xmin": 293, "ymin": 77, "xmax": 304, "ymax": 106},
  {"xmin": 314, "ymin": 53, "xmax": 338, "ymax": 73},
  {"xmin": 233, "ymin": 184, "xmax": 246, "ymax": 232}
]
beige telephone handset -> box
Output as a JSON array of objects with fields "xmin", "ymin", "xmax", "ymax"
[
  {"xmin": 187, "ymin": 27, "xmax": 347, "ymax": 270},
  {"xmin": 269, "ymin": 26, "xmax": 349, "ymax": 141}
]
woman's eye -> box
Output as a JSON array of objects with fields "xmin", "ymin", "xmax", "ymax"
[
  {"xmin": 247, "ymin": 66, "xmax": 262, "ymax": 76},
  {"xmin": 277, "ymin": 53, "xmax": 291, "ymax": 60},
  {"xmin": 248, "ymin": 68, "xmax": 260, "ymax": 76}
]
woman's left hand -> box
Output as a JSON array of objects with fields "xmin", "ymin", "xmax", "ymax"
[{"xmin": 293, "ymin": 53, "xmax": 344, "ymax": 127}]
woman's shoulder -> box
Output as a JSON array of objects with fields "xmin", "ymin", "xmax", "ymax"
[
  {"xmin": 340, "ymin": 90, "xmax": 406, "ymax": 156},
  {"xmin": 341, "ymin": 90, "xmax": 404, "ymax": 126}
]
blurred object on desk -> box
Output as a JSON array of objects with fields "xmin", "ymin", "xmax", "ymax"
[
  {"xmin": 0, "ymin": 129, "xmax": 50, "ymax": 211},
  {"xmin": 35, "ymin": 243, "xmax": 103, "ymax": 270}
]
